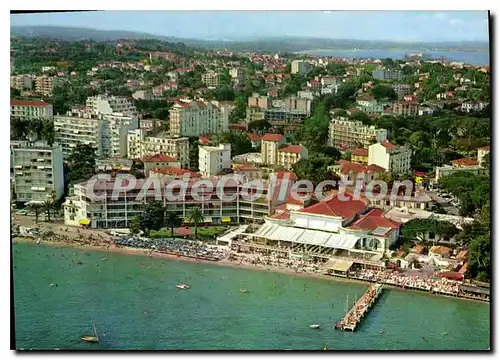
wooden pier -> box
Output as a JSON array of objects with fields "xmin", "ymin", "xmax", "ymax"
[{"xmin": 335, "ymin": 283, "xmax": 384, "ymax": 332}]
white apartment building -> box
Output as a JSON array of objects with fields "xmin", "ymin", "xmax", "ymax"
[
  {"xmin": 229, "ymin": 68, "xmax": 245, "ymax": 86},
  {"xmin": 201, "ymin": 70, "xmax": 220, "ymax": 88},
  {"xmin": 11, "ymin": 141, "xmax": 64, "ymax": 204},
  {"xmin": 260, "ymin": 133, "xmax": 287, "ymax": 165},
  {"xmin": 477, "ymin": 145, "xmax": 490, "ymax": 167},
  {"xmin": 127, "ymin": 129, "xmax": 190, "ymax": 168},
  {"xmin": 10, "ymin": 75, "xmax": 34, "ymax": 90},
  {"xmin": 34, "ymin": 76, "xmax": 60, "ymax": 97},
  {"xmin": 54, "ymin": 110, "xmax": 138, "ymax": 159},
  {"xmin": 11, "ymin": 99, "xmax": 53, "ymax": 120},
  {"xmin": 199, "ymin": 143, "xmax": 232, "ymax": 177},
  {"xmin": 368, "ymin": 141, "xmax": 412, "ymax": 175},
  {"xmin": 291, "ymin": 60, "xmax": 313, "ymax": 75},
  {"xmin": 278, "ymin": 145, "xmax": 308, "ymax": 170},
  {"xmin": 86, "ymin": 95, "xmax": 137, "ymax": 116},
  {"xmin": 169, "ymin": 99, "xmax": 229, "ymax": 137},
  {"xmin": 328, "ymin": 117, "xmax": 387, "ymax": 149}
]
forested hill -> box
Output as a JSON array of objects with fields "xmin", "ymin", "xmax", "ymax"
[{"xmin": 11, "ymin": 26, "xmax": 489, "ymax": 53}]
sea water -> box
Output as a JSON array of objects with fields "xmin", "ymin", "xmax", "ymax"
[{"xmin": 12, "ymin": 242, "xmax": 490, "ymax": 350}]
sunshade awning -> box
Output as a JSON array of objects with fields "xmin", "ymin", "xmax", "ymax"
[{"xmin": 79, "ymin": 219, "xmax": 90, "ymax": 225}]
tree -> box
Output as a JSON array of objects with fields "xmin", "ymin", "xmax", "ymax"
[
  {"xmin": 295, "ymin": 103, "xmax": 330, "ymax": 154},
  {"xmin": 28, "ymin": 203, "xmax": 43, "ymax": 224},
  {"xmin": 292, "ymin": 155, "xmax": 339, "ymax": 187},
  {"xmin": 187, "ymin": 207, "xmax": 204, "ymax": 239},
  {"xmin": 130, "ymin": 215, "xmax": 142, "ymax": 235},
  {"xmin": 211, "ymin": 131, "xmax": 252, "ymax": 156},
  {"xmin": 215, "ymin": 85, "xmax": 235, "ymax": 101},
  {"xmin": 44, "ymin": 200, "xmax": 54, "ymax": 222},
  {"xmin": 141, "ymin": 201, "xmax": 166, "ymax": 237},
  {"xmin": 481, "ymin": 152, "xmax": 490, "ymax": 170},
  {"xmin": 468, "ymin": 235, "xmax": 491, "ymax": 282},
  {"xmin": 165, "ymin": 212, "xmax": 181, "ymax": 240},
  {"xmin": 66, "ymin": 144, "xmax": 97, "ymax": 185},
  {"xmin": 229, "ymin": 96, "xmax": 247, "ymax": 123},
  {"xmin": 371, "ymin": 84, "xmax": 397, "ymax": 101}
]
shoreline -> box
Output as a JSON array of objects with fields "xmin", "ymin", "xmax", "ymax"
[{"xmin": 13, "ymin": 237, "xmax": 488, "ymax": 304}]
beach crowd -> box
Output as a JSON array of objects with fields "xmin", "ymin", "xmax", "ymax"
[{"xmin": 351, "ymin": 269, "xmax": 461, "ymax": 295}]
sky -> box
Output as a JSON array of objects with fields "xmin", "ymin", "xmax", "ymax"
[{"xmin": 10, "ymin": 11, "xmax": 490, "ymax": 42}]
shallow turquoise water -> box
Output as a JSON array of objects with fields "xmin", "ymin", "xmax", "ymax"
[{"xmin": 12, "ymin": 242, "xmax": 490, "ymax": 350}]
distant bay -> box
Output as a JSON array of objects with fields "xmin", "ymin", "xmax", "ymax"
[{"xmin": 300, "ymin": 49, "xmax": 489, "ymax": 66}]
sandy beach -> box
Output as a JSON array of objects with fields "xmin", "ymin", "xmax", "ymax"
[{"xmin": 12, "ymin": 236, "xmax": 487, "ymax": 303}]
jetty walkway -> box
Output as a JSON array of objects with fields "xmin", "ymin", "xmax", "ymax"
[{"xmin": 335, "ymin": 283, "xmax": 384, "ymax": 332}]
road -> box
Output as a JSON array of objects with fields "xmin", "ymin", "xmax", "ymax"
[{"xmin": 425, "ymin": 190, "xmax": 460, "ymax": 216}]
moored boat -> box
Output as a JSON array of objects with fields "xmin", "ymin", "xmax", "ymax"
[
  {"xmin": 176, "ymin": 284, "xmax": 190, "ymax": 290},
  {"xmin": 310, "ymin": 324, "xmax": 320, "ymax": 329},
  {"xmin": 81, "ymin": 321, "xmax": 99, "ymax": 343}
]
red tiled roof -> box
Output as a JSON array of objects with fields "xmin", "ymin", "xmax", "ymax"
[
  {"xmin": 436, "ymin": 271, "xmax": 463, "ymax": 281},
  {"xmin": 414, "ymin": 244, "xmax": 426, "ymax": 254},
  {"xmin": 270, "ymin": 211, "xmax": 291, "ymax": 220},
  {"xmin": 262, "ymin": 133, "xmax": 285, "ymax": 142},
  {"xmin": 11, "ymin": 99, "xmax": 50, "ymax": 107},
  {"xmin": 348, "ymin": 209, "xmax": 400, "ymax": 233},
  {"xmin": 233, "ymin": 163, "xmax": 258, "ymax": 171},
  {"xmin": 380, "ymin": 140, "xmax": 398, "ymax": 150},
  {"xmin": 229, "ymin": 124, "xmax": 247, "ymax": 131},
  {"xmin": 478, "ymin": 145, "xmax": 490, "ymax": 151},
  {"xmin": 336, "ymin": 160, "xmax": 386, "ymax": 174},
  {"xmin": 151, "ymin": 167, "xmax": 201, "ymax": 177},
  {"xmin": 456, "ymin": 250, "xmax": 469, "ymax": 261},
  {"xmin": 279, "ymin": 145, "xmax": 305, "ymax": 154},
  {"xmin": 450, "ymin": 158, "xmax": 479, "ymax": 167},
  {"xmin": 247, "ymin": 133, "xmax": 261, "ymax": 141},
  {"xmin": 199, "ymin": 136, "xmax": 210, "ymax": 145},
  {"xmin": 298, "ymin": 193, "xmax": 367, "ymax": 220},
  {"xmin": 274, "ymin": 171, "xmax": 298, "ymax": 180},
  {"xmin": 142, "ymin": 154, "xmax": 178, "ymax": 162},
  {"xmin": 352, "ymin": 148, "xmax": 368, "ymax": 157},
  {"xmin": 347, "ymin": 108, "xmax": 361, "ymax": 113},
  {"xmin": 430, "ymin": 246, "xmax": 452, "ymax": 255}
]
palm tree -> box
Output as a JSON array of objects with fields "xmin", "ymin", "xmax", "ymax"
[
  {"xmin": 44, "ymin": 200, "xmax": 53, "ymax": 222},
  {"xmin": 28, "ymin": 203, "xmax": 43, "ymax": 224},
  {"xmin": 187, "ymin": 207, "xmax": 204, "ymax": 240},
  {"xmin": 165, "ymin": 212, "xmax": 180, "ymax": 240}
]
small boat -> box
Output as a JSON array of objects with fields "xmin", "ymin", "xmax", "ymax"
[
  {"xmin": 81, "ymin": 321, "xmax": 99, "ymax": 343},
  {"xmin": 240, "ymin": 289, "xmax": 249, "ymax": 293},
  {"xmin": 176, "ymin": 284, "xmax": 190, "ymax": 290},
  {"xmin": 310, "ymin": 324, "xmax": 320, "ymax": 329},
  {"xmin": 379, "ymin": 330, "xmax": 384, "ymax": 334}
]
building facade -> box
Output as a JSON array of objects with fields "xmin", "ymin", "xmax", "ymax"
[
  {"xmin": 260, "ymin": 133, "xmax": 287, "ymax": 165},
  {"xmin": 11, "ymin": 99, "xmax": 53, "ymax": 120},
  {"xmin": 368, "ymin": 141, "xmax": 412, "ymax": 175},
  {"xmin": 291, "ymin": 60, "xmax": 313, "ymax": 75},
  {"xmin": 328, "ymin": 117, "xmax": 388, "ymax": 149},
  {"xmin": 169, "ymin": 99, "xmax": 229, "ymax": 137},
  {"xmin": 10, "ymin": 75, "xmax": 34, "ymax": 90},
  {"xmin": 372, "ymin": 69, "xmax": 402, "ymax": 81},
  {"xmin": 86, "ymin": 95, "xmax": 137, "ymax": 116},
  {"xmin": 229, "ymin": 68, "xmax": 245, "ymax": 87},
  {"xmin": 278, "ymin": 145, "xmax": 308, "ymax": 170},
  {"xmin": 201, "ymin": 70, "xmax": 220, "ymax": 88},
  {"xmin": 199, "ymin": 143, "xmax": 232, "ymax": 177},
  {"xmin": 34, "ymin": 76, "xmax": 60, "ymax": 97},
  {"xmin": 11, "ymin": 141, "xmax": 64, "ymax": 204},
  {"xmin": 392, "ymin": 101, "xmax": 420, "ymax": 117},
  {"xmin": 127, "ymin": 129, "xmax": 190, "ymax": 168},
  {"xmin": 54, "ymin": 110, "xmax": 138, "ymax": 159}
]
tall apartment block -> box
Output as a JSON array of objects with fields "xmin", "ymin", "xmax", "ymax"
[
  {"xmin": 11, "ymin": 141, "xmax": 64, "ymax": 204},
  {"xmin": 169, "ymin": 99, "xmax": 229, "ymax": 137},
  {"xmin": 328, "ymin": 117, "xmax": 388, "ymax": 149},
  {"xmin": 127, "ymin": 129, "xmax": 190, "ymax": 168}
]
